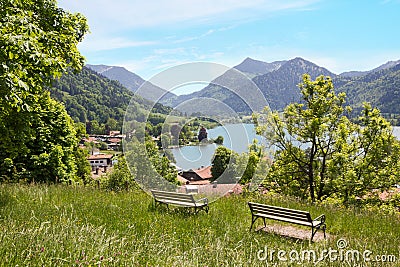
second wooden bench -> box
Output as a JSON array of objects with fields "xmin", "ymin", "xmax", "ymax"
[
  {"xmin": 248, "ymin": 202, "xmax": 326, "ymax": 241},
  {"xmin": 151, "ymin": 190, "xmax": 209, "ymax": 214}
]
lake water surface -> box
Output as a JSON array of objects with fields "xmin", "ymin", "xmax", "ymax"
[
  {"xmin": 169, "ymin": 124, "xmax": 265, "ymax": 170},
  {"xmin": 170, "ymin": 124, "xmax": 400, "ymax": 170}
]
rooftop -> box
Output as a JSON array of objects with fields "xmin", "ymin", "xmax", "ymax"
[{"xmin": 87, "ymin": 154, "xmax": 114, "ymax": 160}]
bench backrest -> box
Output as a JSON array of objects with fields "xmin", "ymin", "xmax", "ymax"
[
  {"xmin": 151, "ymin": 190, "xmax": 195, "ymax": 204},
  {"xmin": 248, "ymin": 202, "xmax": 312, "ymax": 222}
]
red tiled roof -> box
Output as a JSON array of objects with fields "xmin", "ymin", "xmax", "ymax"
[
  {"xmin": 83, "ymin": 137, "xmax": 99, "ymax": 143},
  {"xmin": 189, "ymin": 180, "xmax": 211, "ymax": 185},
  {"xmin": 193, "ymin": 166, "xmax": 212, "ymax": 179},
  {"xmin": 109, "ymin": 131, "xmax": 121, "ymax": 136},
  {"xmin": 108, "ymin": 138, "xmax": 122, "ymax": 143},
  {"xmin": 177, "ymin": 175, "xmax": 189, "ymax": 184}
]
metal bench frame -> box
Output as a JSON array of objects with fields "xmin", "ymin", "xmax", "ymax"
[
  {"xmin": 248, "ymin": 202, "xmax": 326, "ymax": 241},
  {"xmin": 151, "ymin": 190, "xmax": 209, "ymax": 214}
]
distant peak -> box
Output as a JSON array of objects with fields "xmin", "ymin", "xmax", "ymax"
[
  {"xmin": 235, "ymin": 57, "xmax": 286, "ymax": 76},
  {"xmin": 243, "ymin": 57, "xmax": 256, "ymax": 61},
  {"xmin": 290, "ymin": 57, "xmax": 307, "ymax": 62}
]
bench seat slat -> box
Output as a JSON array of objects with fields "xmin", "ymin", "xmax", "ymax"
[
  {"xmin": 249, "ymin": 206, "xmax": 309, "ymax": 217},
  {"xmin": 155, "ymin": 199, "xmax": 207, "ymax": 207},
  {"xmin": 157, "ymin": 199, "xmax": 197, "ymax": 207},
  {"xmin": 253, "ymin": 213, "xmax": 323, "ymax": 227},
  {"xmin": 154, "ymin": 195, "xmax": 194, "ymax": 202},
  {"xmin": 253, "ymin": 211, "xmax": 310, "ymax": 222}
]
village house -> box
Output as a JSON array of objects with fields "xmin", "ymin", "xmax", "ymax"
[
  {"xmin": 109, "ymin": 130, "xmax": 121, "ymax": 136},
  {"xmin": 179, "ymin": 166, "xmax": 212, "ymax": 185},
  {"xmin": 106, "ymin": 137, "xmax": 122, "ymax": 151},
  {"xmin": 87, "ymin": 154, "xmax": 114, "ymax": 168}
]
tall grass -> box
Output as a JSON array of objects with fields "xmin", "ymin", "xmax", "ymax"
[{"xmin": 0, "ymin": 184, "xmax": 399, "ymax": 266}]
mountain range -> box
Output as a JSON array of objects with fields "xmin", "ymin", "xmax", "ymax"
[
  {"xmin": 82, "ymin": 57, "xmax": 400, "ymax": 123},
  {"xmin": 86, "ymin": 64, "xmax": 176, "ymax": 103}
]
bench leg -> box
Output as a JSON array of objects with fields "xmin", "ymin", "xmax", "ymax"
[
  {"xmin": 250, "ymin": 215, "xmax": 258, "ymax": 231},
  {"xmin": 311, "ymin": 224, "xmax": 326, "ymax": 242},
  {"xmin": 311, "ymin": 227, "xmax": 316, "ymax": 242}
]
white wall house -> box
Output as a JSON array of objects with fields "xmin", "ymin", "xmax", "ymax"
[{"xmin": 87, "ymin": 154, "xmax": 114, "ymax": 167}]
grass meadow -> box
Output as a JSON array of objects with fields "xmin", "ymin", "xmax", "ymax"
[{"xmin": 0, "ymin": 184, "xmax": 399, "ymax": 266}]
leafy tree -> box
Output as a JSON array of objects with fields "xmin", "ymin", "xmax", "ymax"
[
  {"xmin": 124, "ymin": 140, "xmax": 179, "ymax": 190},
  {"xmin": 74, "ymin": 146, "xmax": 92, "ymax": 184},
  {"xmin": 0, "ymin": 0, "xmax": 89, "ymax": 182},
  {"xmin": 214, "ymin": 136, "xmax": 224, "ymax": 145},
  {"xmin": 257, "ymin": 74, "xmax": 400, "ymax": 203},
  {"xmin": 330, "ymin": 103, "xmax": 400, "ymax": 203},
  {"xmin": 104, "ymin": 155, "xmax": 137, "ymax": 191},
  {"xmin": 235, "ymin": 140, "xmax": 263, "ymax": 185},
  {"xmin": 211, "ymin": 146, "xmax": 238, "ymax": 183},
  {"xmin": 233, "ymin": 140, "xmax": 269, "ymax": 185},
  {"xmin": 159, "ymin": 134, "xmax": 171, "ymax": 149}
]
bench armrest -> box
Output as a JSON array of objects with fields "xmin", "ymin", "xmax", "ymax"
[
  {"xmin": 313, "ymin": 214, "xmax": 325, "ymax": 224},
  {"xmin": 196, "ymin": 197, "xmax": 208, "ymax": 205}
]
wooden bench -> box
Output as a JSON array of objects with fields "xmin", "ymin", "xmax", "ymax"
[
  {"xmin": 151, "ymin": 190, "xmax": 209, "ymax": 213},
  {"xmin": 248, "ymin": 202, "xmax": 326, "ymax": 241}
]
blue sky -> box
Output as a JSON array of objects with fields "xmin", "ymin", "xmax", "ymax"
[{"xmin": 59, "ymin": 0, "xmax": 400, "ymax": 80}]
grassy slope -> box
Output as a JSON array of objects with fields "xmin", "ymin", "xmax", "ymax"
[{"xmin": 0, "ymin": 184, "xmax": 399, "ymax": 266}]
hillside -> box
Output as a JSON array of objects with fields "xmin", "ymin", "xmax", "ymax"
[
  {"xmin": 340, "ymin": 59, "xmax": 400, "ymax": 78},
  {"xmin": 49, "ymin": 67, "xmax": 170, "ymax": 133},
  {"xmin": 336, "ymin": 63, "xmax": 400, "ymax": 119},
  {"xmin": 86, "ymin": 64, "xmax": 176, "ymax": 102}
]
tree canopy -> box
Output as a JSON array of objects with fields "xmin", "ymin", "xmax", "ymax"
[
  {"xmin": 0, "ymin": 0, "xmax": 89, "ymax": 182},
  {"xmin": 256, "ymin": 74, "xmax": 400, "ymax": 203}
]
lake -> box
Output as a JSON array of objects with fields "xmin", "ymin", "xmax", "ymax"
[
  {"xmin": 169, "ymin": 124, "xmax": 265, "ymax": 170},
  {"xmin": 169, "ymin": 124, "xmax": 400, "ymax": 170}
]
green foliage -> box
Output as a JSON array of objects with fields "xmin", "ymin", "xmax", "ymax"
[
  {"xmin": 73, "ymin": 147, "xmax": 91, "ymax": 184},
  {"xmin": 50, "ymin": 67, "xmax": 150, "ymax": 134},
  {"xmin": 211, "ymin": 146, "xmax": 238, "ymax": 183},
  {"xmin": 336, "ymin": 64, "xmax": 400, "ymax": 124},
  {"xmin": 210, "ymin": 140, "xmax": 268, "ymax": 185},
  {"xmin": 330, "ymin": 103, "xmax": 400, "ymax": 203},
  {"xmin": 124, "ymin": 140, "xmax": 179, "ymax": 190},
  {"xmin": 257, "ymin": 74, "xmax": 400, "ymax": 203},
  {"xmin": 0, "ymin": 92, "xmax": 85, "ymax": 183},
  {"xmin": 103, "ymin": 156, "xmax": 137, "ymax": 191},
  {"xmin": 0, "ymin": 0, "xmax": 89, "ymax": 183},
  {"xmin": 234, "ymin": 140, "xmax": 270, "ymax": 186},
  {"xmin": 236, "ymin": 151, "xmax": 259, "ymax": 184},
  {"xmin": 0, "ymin": 0, "xmax": 88, "ymax": 110}
]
